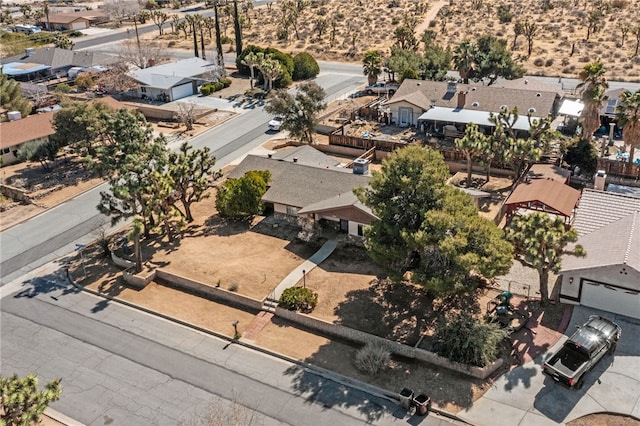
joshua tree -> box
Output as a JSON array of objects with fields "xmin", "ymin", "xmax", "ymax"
[{"xmin": 522, "ymin": 20, "xmax": 537, "ymax": 57}]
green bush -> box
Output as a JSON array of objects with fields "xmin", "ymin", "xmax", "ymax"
[
  {"xmin": 433, "ymin": 312, "xmax": 506, "ymax": 367},
  {"xmin": 279, "ymin": 287, "xmax": 318, "ymax": 313},
  {"xmin": 293, "ymin": 52, "xmax": 320, "ymax": 80},
  {"xmin": 200, "ymin": 85, "xmax": 211, "ymax": 96},
  {"xmin": 220, "ymin": 77, "xmax": 232, "ymax": 88}
]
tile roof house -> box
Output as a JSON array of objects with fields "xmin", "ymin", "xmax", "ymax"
[
  {"xmin": 228, "ymin": 148, "xmax": 373, "ymax": 237},
  {"xmin": 559, "ymin": 210, "xmax": 640, "ymax": 319},
  {"xmin": 0, "ymin": 112, "xmax": 56, "ymax": 165},
  {"xmin": 127, "ymin": 57, "xmax": 217, "ymax": 102},
  {"xmin": 558, "ymin": 188, "xmax": 640, "ymax": 318},
  {"xmin": 383, "ymin": 79, "xmax": 559, "ymax": 129}
]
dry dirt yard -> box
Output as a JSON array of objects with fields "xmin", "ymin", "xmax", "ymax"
[{"xmin": 146, "ymin": 0, "xmax": 640, "ymax": 82}]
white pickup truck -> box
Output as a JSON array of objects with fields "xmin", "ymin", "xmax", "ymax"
[{"xmin": 365, "ymin": 82, "xmax": 399, "ymax": 95}]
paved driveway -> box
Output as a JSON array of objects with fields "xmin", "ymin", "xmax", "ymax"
[{"xmin": 459, "ymin": 306, "xmax": 640, "ymax": 426}]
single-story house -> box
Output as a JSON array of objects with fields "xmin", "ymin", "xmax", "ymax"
[
  {"xmin": 127, "ymin": 57, "xmax": 217, "ymax": 102},
  {"xmin": 559, "ymin": 211, "xmax": 640, "ymax": 319},
  {"xmin": 382, "ymin": 79, "xmax": 558, "ymax": 130},
  {"xmin": 503, "ymin": 178, "xmax": 581, "ymax": 225},
  {"xmin": 0, "ymin": 112, "xmax": 56, "ymax": 165},
  {"xmin": 1, "ymin": 48, "xmax": 118, "ymax": 81},
  {"xmin": 44, "ymin": 14, "xmax": 90, "ymax": 31},
  {"xmin": 228, "ymin": 146, "xmax": 373, "ymax": 237},
  {"xmin": 558, "ymin": 188, "xmax": 640, "ymax": 318},
  {"xmin": 41, "ymin": 10, "xmax": 110, "ymax": 31}
]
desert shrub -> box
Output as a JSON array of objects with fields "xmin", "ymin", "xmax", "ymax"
[
  {"xmin": 354, "ymin": 341, "xmax": 391, "ymax": 375},
  {"xmin": 561, "ymin": 58, "xmax": 570, "ymax": 66},
  {"xmin": 56, "ymin": 83, "xmax": 72, "ymax": 93},
  {"xmin": 496, "ymin": 5, "xmax": 512, "ymax": 23},
  {"xmin": 611, "ymin": 0, "xmax": 627, "ymax": 8},
  {"xmin": 293, "ymin": 52, "xmax": 320, "ymax": 80},
  {"xmin": 228, "ymin": 282, "xmax": 239, "ymax": 292},
  {"xmin": 220, "ymin": 77, "xmax": 232, "ymax": 88},
  {"xmin": 545, "ymin": 58, "xmax": 554, "ymax": 67},
  {"xmin": 533, "ymin": 57, "xmax": 545, "ymax": 67},
  {"xmin": 220, "ymin": 35, "xmax": 232, "ymax": 44},
  {"xmin": 578, "ymin": 56, "xmax": 590, "ymax": 63},
  {"xmin": 278, "ymin": 287, "xmax": 318, "ymax": 313},
  {"xmin": 433, "ymin": 312, "xmax": 506, "ymax": 367}
]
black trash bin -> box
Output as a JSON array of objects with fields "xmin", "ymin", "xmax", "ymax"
[
  {"xmin": 399, "ymin": 388, "xmax": 414, "ymax": 409},
  {"xmin": 413, "ymin": 394, "xmax": 431, "ymax": 416}
]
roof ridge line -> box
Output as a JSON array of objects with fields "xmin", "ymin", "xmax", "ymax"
[{"xmin": 624, "ymin": 210, "xmax": 640, "ymax": 265}]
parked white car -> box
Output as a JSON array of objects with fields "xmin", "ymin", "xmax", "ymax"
[
  {"xmin": 365, "ymin": 82, "xmax": 399, "ymax": 95},
  {"xmin": 268, "ymin": 116, "xmax": 283, "ymax": 131}
]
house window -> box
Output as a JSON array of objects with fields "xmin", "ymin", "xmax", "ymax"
[
  {"xmin": 357, "ymin": 224, "xmax": 364, "ymax": 236},
  {"xmin": 286, "ymin": 206, "xmax": 298, "ymax": 216},
  {"xmin": 141, "ymin": 87, "xmax": 147, "ymax": 93},
  {"xmin": 2, "ymin": 148, "xmax": 10, "ymax": 154}
]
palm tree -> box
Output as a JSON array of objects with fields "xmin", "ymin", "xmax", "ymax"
[
  {"xmin": 453, "ymin": 40, "xmax": 477, "ymax": 83},
  {"xmin": 362, "ymin": 50, "xmax": 383, "ymax": 86},
  {"xmin": 616, "ymin": 89, "xmax": 640, "ymax": 164},
  {"xmin": 576, "ymin": 60, "xmax": 608, "ymax": 147}
]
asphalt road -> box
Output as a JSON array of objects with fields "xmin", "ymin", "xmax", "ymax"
[
  {"xmin": 0, "ymin": 72, "xmax": 364, "ymax": 286},
  {"xmin": 0, "ymin": 275, "xmax": 458, "ymax": 426}
]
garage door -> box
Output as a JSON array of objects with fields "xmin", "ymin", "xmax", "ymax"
[
  {"xmin": 171, "ymin": 83, "xmax": 193, "ymax": 101},
  {"xmin": 581, "ymin": 280, "xmax": 640, "ymax": 319},
  {"xmin": 71, "ymin": 22, "xmax": 87, "ymax": 30}
]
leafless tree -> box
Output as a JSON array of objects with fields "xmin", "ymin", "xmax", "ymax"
[
  {"xmin": 102, "ymin": 0, "xmax": 140, "ymax": 25},
  {"xmin": 174, "ymin": 101, "xmax": 204, "ymax": 131},
  {"xmin": 118, "ymin": 39, "xmax": 165, "ymax": 69},
  {"xmin": 93, "ymin": 62, "xmax": 139, "ymax": 93}
]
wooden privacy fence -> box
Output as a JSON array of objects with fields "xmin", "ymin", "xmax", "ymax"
[{"xmin": 597, "ymin": 158, "xmax": 640, "ymax": 180}]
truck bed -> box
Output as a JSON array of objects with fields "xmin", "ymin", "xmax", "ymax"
[{"xmin": 546, "ymin": 346, "xmax": 589, "ymax": 379}]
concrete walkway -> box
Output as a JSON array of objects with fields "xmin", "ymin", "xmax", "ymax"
[{"xmin": 270, "ymin": 239, "xmax": 337, "ymax": 300}]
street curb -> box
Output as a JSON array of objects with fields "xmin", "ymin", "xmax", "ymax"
[
  {"xmin": 44, "ymin": 407, "xmax": 85, "ymax": 426},
  {"xmin": 71, "ymin": 281, "xmax": 468, "ymax": 424}
]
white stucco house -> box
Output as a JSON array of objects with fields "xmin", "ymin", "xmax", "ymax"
[
  {"xmin": 127, "ymin": 57, "xmax": 217, "ymax": 102},
  {"xmin": 559, "ymin": 188, "xmax": 640, "ymax": 318}
]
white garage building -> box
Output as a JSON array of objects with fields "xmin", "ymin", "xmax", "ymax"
[
  {"xmin": 559, "ymin": 189, "xmax": 640, "ymax": 319},
  {"xmin": 128, "ymin": 57, "xmax": 217, "ymax": 102}
]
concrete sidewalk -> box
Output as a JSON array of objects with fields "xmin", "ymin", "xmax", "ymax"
[{"xmin": 270, "ymin": 239, "xmax": 337, "ymax": 300}]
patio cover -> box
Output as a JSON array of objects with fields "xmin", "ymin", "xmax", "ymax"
[
  {"xmin": 558, "ymin": 99, "xmax": 584, "ymax": 117},
  {"xmin": 1, "ymin": 62, "xmax": 50, "ymax": 76},
  {"xmin": 505, "ymin": 179, "xmax": 581, "ymax": 218},
  {"xmin": 418, "ymin": 106, "xmax": 538, "ymax": 131}
]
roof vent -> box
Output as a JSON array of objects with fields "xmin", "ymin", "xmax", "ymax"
[
  {"xmin": 471, "ymin": 87, "xmax": 477, "ymax": 91},
  {"xmin": 528, "ymin": 107, "xmax": 536, "ymax": 113},
  {"xmin": 499, "ymin": 104, "xmax": 508, "ymax": 110},
  {"xmin": 293, "ymin": 157, "xmax": 298, "ymax": 163},
  {"xmin": 536, "ymin": 92, "xmax": 541, "ymax": 97},
  {"xmin": 472, "ymin": 101, "xmax": 480, "ymax": 107}
]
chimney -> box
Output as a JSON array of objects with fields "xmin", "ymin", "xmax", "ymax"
[
  {"xmin": 457, "ymin": 91, "xmax": 467, "ymax": 108},
  {"xmin": 594, "ymin": 170, "xmax": 607, "ymax": 191},
  {"xmin": 267, "ymin": 153, "xmax": 272, "ymax": 158}
]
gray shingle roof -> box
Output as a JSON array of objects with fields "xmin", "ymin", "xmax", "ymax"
[
  {"xmin": 1, "ymin": 48, "xmax": 118, "ymax": 69},
  {"xmin": 269, "ymin": 145, "xmax": 341, "ymax": 168},
  {"xmin": 128, "ymin": 57, "xmax": 215, "ymax": 88},
  {"xmin": 562, "ymin": 211, "xmax": 640, "ymax": 273},
  {"xmin": 298, "ymin": 191, "xmax": 376, "ymax": 219},
  {"xmin": 387, "ymin": 79, "xmax": 557, "ymax": 116},
  {"xmin": 228, "ymin": 154, "xmax": 369, "ymax": 208},
  {"xmin": 572, "ymin": 188, "xmax": 640, "ymax": 236}
]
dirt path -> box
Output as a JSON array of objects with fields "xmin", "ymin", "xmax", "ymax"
[{"xmin": 414, "ymin": 0, "xmax": 449, "ymax": 36}]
